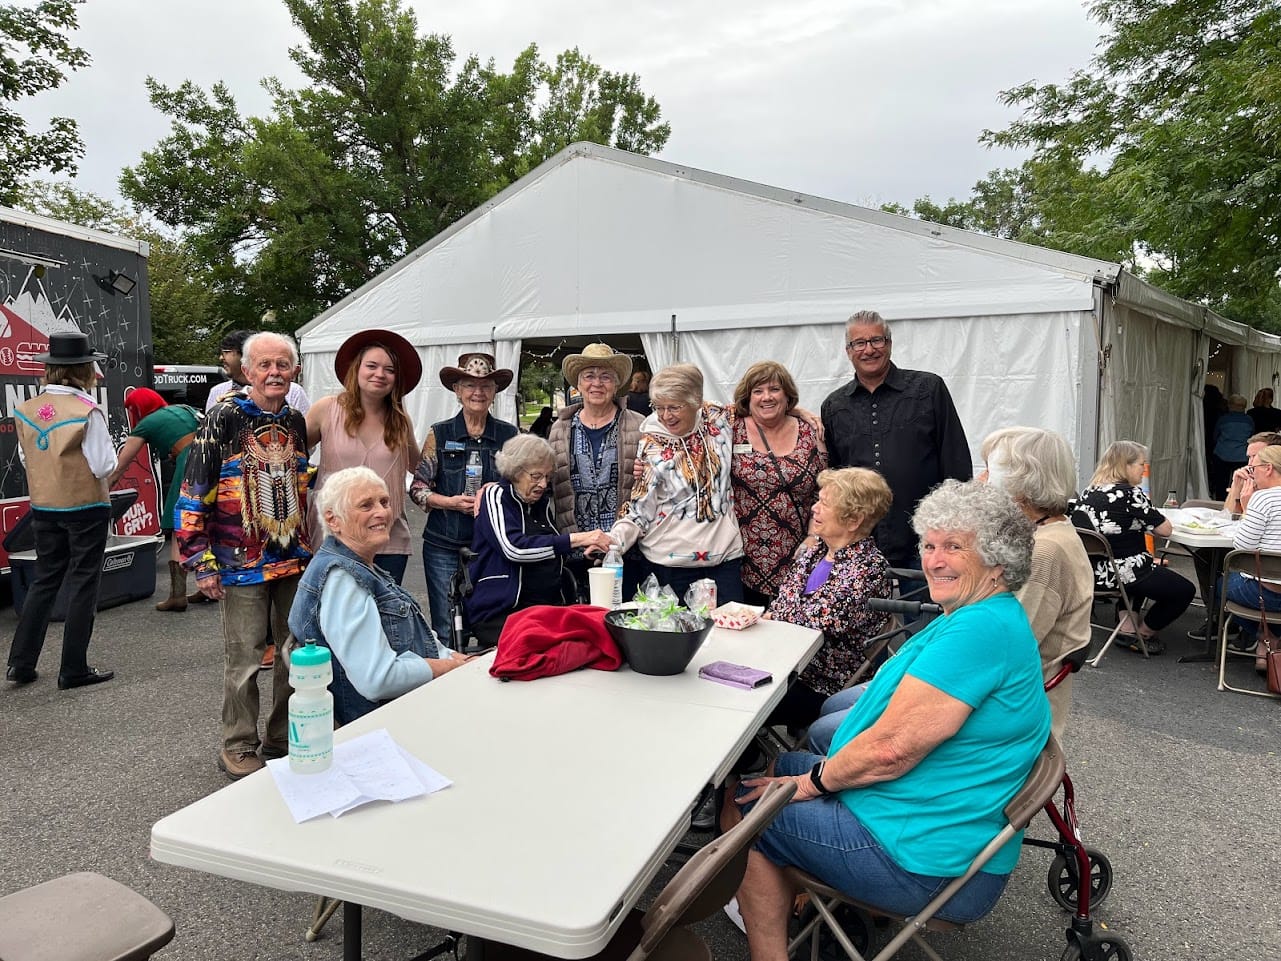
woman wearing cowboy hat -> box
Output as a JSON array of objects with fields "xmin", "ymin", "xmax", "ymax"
[
  {"xmin": 6, "ymin": 332, "xmax": 115, "ymax": 689},
  {"xmin": 547, "ymin": 343, "xmax": 646, "ymax": 596},
  {"xmin": 306, "ymin": 329, "xmax": 423, "ymax": 584},
  {"xmin": 410, "ymin": 353, "xmax": 519, "ymax": 642}
]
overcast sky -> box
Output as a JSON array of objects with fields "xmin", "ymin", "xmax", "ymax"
[{"xmin": 17, "ymin": 0, "xmax": 1103, "ymax": 212}]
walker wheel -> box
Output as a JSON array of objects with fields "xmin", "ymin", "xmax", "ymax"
[
  {"xmin": 1048, "ymin": 846, "xmax": 1113, "ymax": 912},
  {"xmin": 1061, "ymin": 933, "xmax": 1133, "ymax": 961}
]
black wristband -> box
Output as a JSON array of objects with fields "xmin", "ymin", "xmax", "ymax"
[{"xmin": 809, "ymin": 761, "xmax": 833, "ymax": 796}]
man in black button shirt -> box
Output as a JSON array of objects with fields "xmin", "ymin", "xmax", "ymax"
[{"xmin": 820, "ymin": 310, "xmax": 972, "ymax": 569}]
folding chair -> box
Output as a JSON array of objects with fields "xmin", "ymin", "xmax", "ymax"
[
  {"xmin": 785, "ymin": 737, "xmax": 1133, "ymax": 961},
  {"xmin": 483, "ymin": 779, "xmax": 796, "ymax": 960},
  {"xmin": 1074, "ymin": 528, "xmax": 1153, "ymax": 665},
  {"xmin": 0, "ymin": 872, "xmax": 175, "ymax": 961},
  {"xmin": 1216, "ymin": 548, "xmax": 1281, "ymax": 699}
]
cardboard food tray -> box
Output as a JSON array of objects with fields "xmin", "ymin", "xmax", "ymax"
[{"xmin": 713, "ymin": 602, "xmax": 765, "ymax": 630}]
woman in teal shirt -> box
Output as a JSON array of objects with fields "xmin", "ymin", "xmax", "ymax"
[{"xmin": 729, "ymin": 480, "xmax": 1050, "ymax": 961}]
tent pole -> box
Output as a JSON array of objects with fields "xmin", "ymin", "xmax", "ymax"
[{"xmin": 670, "ymin": 313, "xmax": 678, "ymax": 361}]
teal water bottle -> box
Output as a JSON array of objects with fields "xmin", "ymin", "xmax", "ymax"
[
  {"xmin": 288, "ymin": 641, "xmax": 333, "ymax": 774},
  {"xmin": 603, "ymin": 542, "xmax": 624, "ymax": 607}
]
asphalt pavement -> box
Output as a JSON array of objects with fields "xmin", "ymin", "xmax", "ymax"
[{"xmin": 2, "ymin": 539, "xmax": 1279, "ymax": 961}]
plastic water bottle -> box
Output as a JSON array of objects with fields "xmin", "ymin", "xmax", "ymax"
[
  {"xmin": 288, "ymin": 641, "xmax": 333, "ymax": 774},
  {"xmin": 464, "ymin": 450, "xmax": 482, "ymax": 496},
  {"xmin": 603, "ymin": 542, "xmax": 624, "ymax": 606},
  {"xmin": 1163, "ymin": 490, "xmax": 1179, "ymax": 508}
]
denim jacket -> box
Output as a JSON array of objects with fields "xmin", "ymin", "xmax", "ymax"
[
  {"xmin": 289, "ymin": 535, "xmax": 441, "ymax": 725},
  {"xmin": 421, "ymin": 412, "xmax": 519, "ymax": 550}
]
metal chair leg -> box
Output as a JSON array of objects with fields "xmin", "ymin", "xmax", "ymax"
[{"xmin": 306, "ymin": 895, "xmax": 342, "ymax": 941}]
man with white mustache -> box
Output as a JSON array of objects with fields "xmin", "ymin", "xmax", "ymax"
[{"xmin": 177, "ymin": 332, "xmax": 314, "ymax": 780}]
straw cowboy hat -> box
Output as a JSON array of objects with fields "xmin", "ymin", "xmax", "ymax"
[
  {"xmin": 33, "ymin": 331, "xmax": 107, "ymax": 365},
  {"xmin": 438, "ymin": 352, "xmax": 514, "ymax": 392},
  {"xmin": 561, "ymin": 343, "xmax": 632, "ymax": 388},
  {"xmin": 334, "ymin": 329, "xmax": 423, "ymax": 393}
]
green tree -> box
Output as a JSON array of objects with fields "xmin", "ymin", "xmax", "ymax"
[
  {"xmin": 979, "ymin": 0, "xmax": 1281, "ymax": 327},
  {"xmin": 121, "ymin": 0, "xmax": 671, "ymax": 332},
  {"xmin": 15, "ymin": 180, "xmax": 221, "ymax": 364},
  {"xmin": 0, "ymin": 0, "xmax": 89, "ymax": 203},
  {"xmin": 518, "ymin": 360, "xmax": 561, "ymax": 410}
]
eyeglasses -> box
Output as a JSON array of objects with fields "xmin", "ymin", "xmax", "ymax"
[
  {"xmin": 458, "ymin": 381, "xmax": 495, "ymax": 394},
  {"xmin": 523, "ymin": 470, "xmax": 550, "ymax": 484},
  {"xmin": 653, "ymin": 405, "xmax": 688, "ymax": 416},
  {"xmin": 846, "ymin": 335, "xmax": 889, "ymax": 351},
  {"xmin": 580, "ymin": 371, "xmax": 616, "ymax": 384}
]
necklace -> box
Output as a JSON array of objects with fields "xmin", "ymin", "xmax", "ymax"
[{"xmin": 579, "ymin": 408, "xmax": 617, "ymax": 430}]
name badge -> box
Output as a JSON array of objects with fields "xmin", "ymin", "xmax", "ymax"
[
  {"xmin": 444, "ymin": 440, "xmax": 467, "ymax": 451},
  {"xmin": 732, "ymin": 444, "xmax": 753, "ymax": 454}
]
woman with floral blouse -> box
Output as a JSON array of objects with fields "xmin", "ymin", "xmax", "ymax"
[
  {"xmin": 764, "ymin": 467, "xmax": 893, "ymax": 726},
  {"xmin": 1069, "ymin": 440, "xmax": 1194, "ymax": 653}
]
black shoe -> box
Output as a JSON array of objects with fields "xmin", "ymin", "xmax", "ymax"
[
  {"xmin": 57, "ymin": 668, "xmax": 114, "ymax": 690},
  {"xmin": 6, "ymin": 665, "xmax": 37, "ymax": 685}
]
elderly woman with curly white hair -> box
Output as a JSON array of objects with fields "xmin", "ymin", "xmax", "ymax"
[
  {"xmin": 466, "ymin": 435, "xmax": 613, "ymax": 646},
  {"xmin": 288, "ymin": 467, "xmax": 469, "ymax": 727},
  {"xmin": 728, "ymin": 481, "xmax": 1050, "ymax": 959}
]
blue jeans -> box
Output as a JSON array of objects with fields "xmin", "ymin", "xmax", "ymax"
[
  {"xmin": 807, "ymin": 684, "xmax": 868, "ymax": 755},
  {"xmin": 422, "ymin": 544, "xmax": 461, "ymax": 645},
  {"xmin": 744, "ymin": 753, "xmax": 1009, "ymax": 924},
  {"xmin": 375, "ymin": 553, "xmax": 408, "ymax": 585},
  {"xmin": 1225, "ymin": 572, "xmax": 1281, "ymax": 642}
]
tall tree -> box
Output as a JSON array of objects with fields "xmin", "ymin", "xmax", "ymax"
[
  {"xmin": 121, "ymin": 0, "xmax": 671, "ymax": 332},
  {"xmin": 980, "ymin": 0, "xmax": 1281, "ymax": 327},
  {"xmin": 0, "ymin": 0, "xmax": 89, "ymax": 203},
  {"xmin": 15, "ymin": 180, "xmax": 221, "ymax": 364}
]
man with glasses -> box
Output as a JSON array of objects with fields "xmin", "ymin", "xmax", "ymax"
[{"xmin": 821, "ymin": 310, "xmax": 971, "ymax": 570}]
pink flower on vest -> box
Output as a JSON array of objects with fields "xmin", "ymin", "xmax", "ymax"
[{"xmin": 36, "ymin": 403, "xmax": 56, "ymax": 422}]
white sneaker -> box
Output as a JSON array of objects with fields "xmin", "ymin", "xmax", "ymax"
[{"xmin": 724, "ymin": 896, "xmax": 747, "ymax": 934}]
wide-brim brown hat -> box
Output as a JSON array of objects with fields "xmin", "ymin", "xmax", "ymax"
[
  {"xmin": 439, "ymin": 352, "xmax": 514, "ymax": 392},
  {"xmin": 334, "ymin": 329, "xmax": 422, "ymax": 393},
  {"xmin": 562, "ymin": 343, "xmax": 631, "ymax": 388},
  {"xmin": 33, "ymin": 331, "xmax": 107, "ymax": 365}
]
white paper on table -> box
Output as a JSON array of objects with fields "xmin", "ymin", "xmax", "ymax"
[{"xmin": 268, "ymin": 728, "xmax": 453, "ymax": 823}]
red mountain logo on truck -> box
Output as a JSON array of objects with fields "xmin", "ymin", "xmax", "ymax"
[{"xmin": 0, "ymin": 277, "xmax": 82, "ymax": 376}]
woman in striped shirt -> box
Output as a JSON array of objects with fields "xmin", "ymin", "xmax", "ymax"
[{"xmin": 1225, "ymin": 444, "xmax": 1281, "ymax": 671}]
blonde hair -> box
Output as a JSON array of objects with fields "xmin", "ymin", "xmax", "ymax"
[
  {"xmin": 1090, "ymin": 441, "xmax": 1147, "ymax": 487},
  {"xmin": 649, "ymin": 364, "xmax": 704, "ymax": 408},
  {"xmin": 818, "ymin": 468, "xmax": 892, "ymax": 533}
]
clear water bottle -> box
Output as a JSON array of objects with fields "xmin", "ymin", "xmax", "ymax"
[
  {"xmin": 288, "ymin": 640, "xmax": 333, "ymax": 774},
  {"xmin": 1163, "ymin": 490, "xmax": 1179, "ymax": 508},
  {"xmin": 464, "ymin": 449, "xmax": 483, "ymax": 496},
  {"xmin": 603, "ymin": 542, "xmax": 624, "ymax": 607}
]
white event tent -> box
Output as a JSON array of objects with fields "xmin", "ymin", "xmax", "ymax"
[{"xmin": 298, "ymin": 142, "xmax": 1281, "ymax": 499}]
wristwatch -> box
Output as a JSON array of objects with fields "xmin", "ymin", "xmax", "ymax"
[{"xmin": 809, "ymin": 761, "xmax": 834, "ymax": 796}]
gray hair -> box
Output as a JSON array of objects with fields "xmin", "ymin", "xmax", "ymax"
[
  {"xmin": 982, "ymin": 426, "xmax": 1077, "ymax": 515},
  {"xmin": 649, "ymin": 363, "xmax": 704, "ymax": 408},
  {"xmin": 846, "ymin": 309, "xmax": 891, "ymax": 340},
  {"xmin": 495, "ymin": 434, "xmax": 554, "ymax": 480},
  {"xmin": 243, "ymin": 331, "xmax": 299, "ymax": 369},
  {"xmin": 912, "ymin": 479, "xmax": 1034, "ymax": 592},
  {"xmin": 316, "ymin": 466, "xmax": 387, "ymax": 525}
]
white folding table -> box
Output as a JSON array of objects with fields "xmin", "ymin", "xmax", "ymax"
[
  {"xmin": 151, "ymin": 619, "xmax": 822, "ymax": 960},
  {"xmin": 1165, "ymin": 525, "xmax": 1234, "ymax": 663}
]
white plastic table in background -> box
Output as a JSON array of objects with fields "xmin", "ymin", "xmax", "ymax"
[{"xmin": 151, "ymin": 618, "xmax": 822, "ymax": 960}]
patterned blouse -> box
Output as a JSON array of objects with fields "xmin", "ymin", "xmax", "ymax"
[
  {"xmin": 731, "ymin": 418, "xmax": 826, "ymax": 596},
  {"xmin": 1069, "ymin": 483, "xmax": 1163, "ymax": 587},
  {"xmin": 767, "ymin": 537, "xmax": 891, "ymax": 696}
]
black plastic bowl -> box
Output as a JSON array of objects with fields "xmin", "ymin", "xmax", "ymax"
[{"xmin": 604, "ymin": 611, "xmax": 714, "ymax": 676}]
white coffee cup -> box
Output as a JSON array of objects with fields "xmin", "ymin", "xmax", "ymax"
[{"xmin": 587, "ymin": 567, "xmax": 616, "ymax": 608}]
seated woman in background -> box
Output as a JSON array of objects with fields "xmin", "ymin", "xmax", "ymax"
[
  {"xmin": 1070, "ymin": 440, "xmax": 1194, "ymax": 654},
  {"xmin": 730, "ymin": 361, "xmax": 827, "ymax": 605},
  {"xmin": 1225, "ymin": 443, "xmax": 1281, "ymax": 672},
  {"xmin": 609, "ymin": 363, "xmax": 746, "ymax": 604},
  {"xmin": 981, "ymin": 426, "xmax": 1092, "ymax": 738},
  {"xmin": 467, "ymin": 435, "xmax": 612, "ymax": 647},
  {"xmin": 729, "ymin": 480, "xmax": 1050, "ymax": 960},
  {"xmin": 287, "ymin": 467, "xmax": 468, "ymax": 726},
  {"xmin": 764, "ymin": 467, "xmax": 891, "ymax": 727}
]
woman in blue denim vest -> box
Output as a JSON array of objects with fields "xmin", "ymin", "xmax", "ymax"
[
  {"xmin": 290, "ymin": 467, "xmax": 470, "ymax": 725},
  {"xmin": 410, "ymin": 353, "xmax": 519, "ymax": 642}
]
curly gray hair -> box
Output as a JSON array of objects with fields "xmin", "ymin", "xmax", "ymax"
[
  {"xmin": 496, "ymin": 434, "xmax": 554, "ymax": 480},
  {"xmin": 912, "ymin": 479, "xmax": 1034, "ymax": 592}
]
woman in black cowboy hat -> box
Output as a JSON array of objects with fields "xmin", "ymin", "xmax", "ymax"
[
  {"xmin": 409, "ymin": 353, "xmax": 518, "ymax": 642},
  {"xmin": 6, "ymin": 332, "xmax": 115, "ymax": 689}
]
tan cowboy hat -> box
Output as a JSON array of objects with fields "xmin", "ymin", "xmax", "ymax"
[
  {"xmin": 334, "ymin": 329, "xmax": 423, "ymax": 393},
  {"xmin": 438, "ymin": 352, "xmax": 514, "ymax": 392},
  {"xmin": 561, "ymin": 343, "xmax": 632, "ymax": 388}
]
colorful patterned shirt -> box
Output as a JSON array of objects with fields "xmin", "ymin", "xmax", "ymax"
[
  {"xmin": 1069, "ymin": 483, "xmax": 1162, "ymax": 587},
  {"xmin": 176, "ymin": 393, "xmax": 313, "ymax": 585}
]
